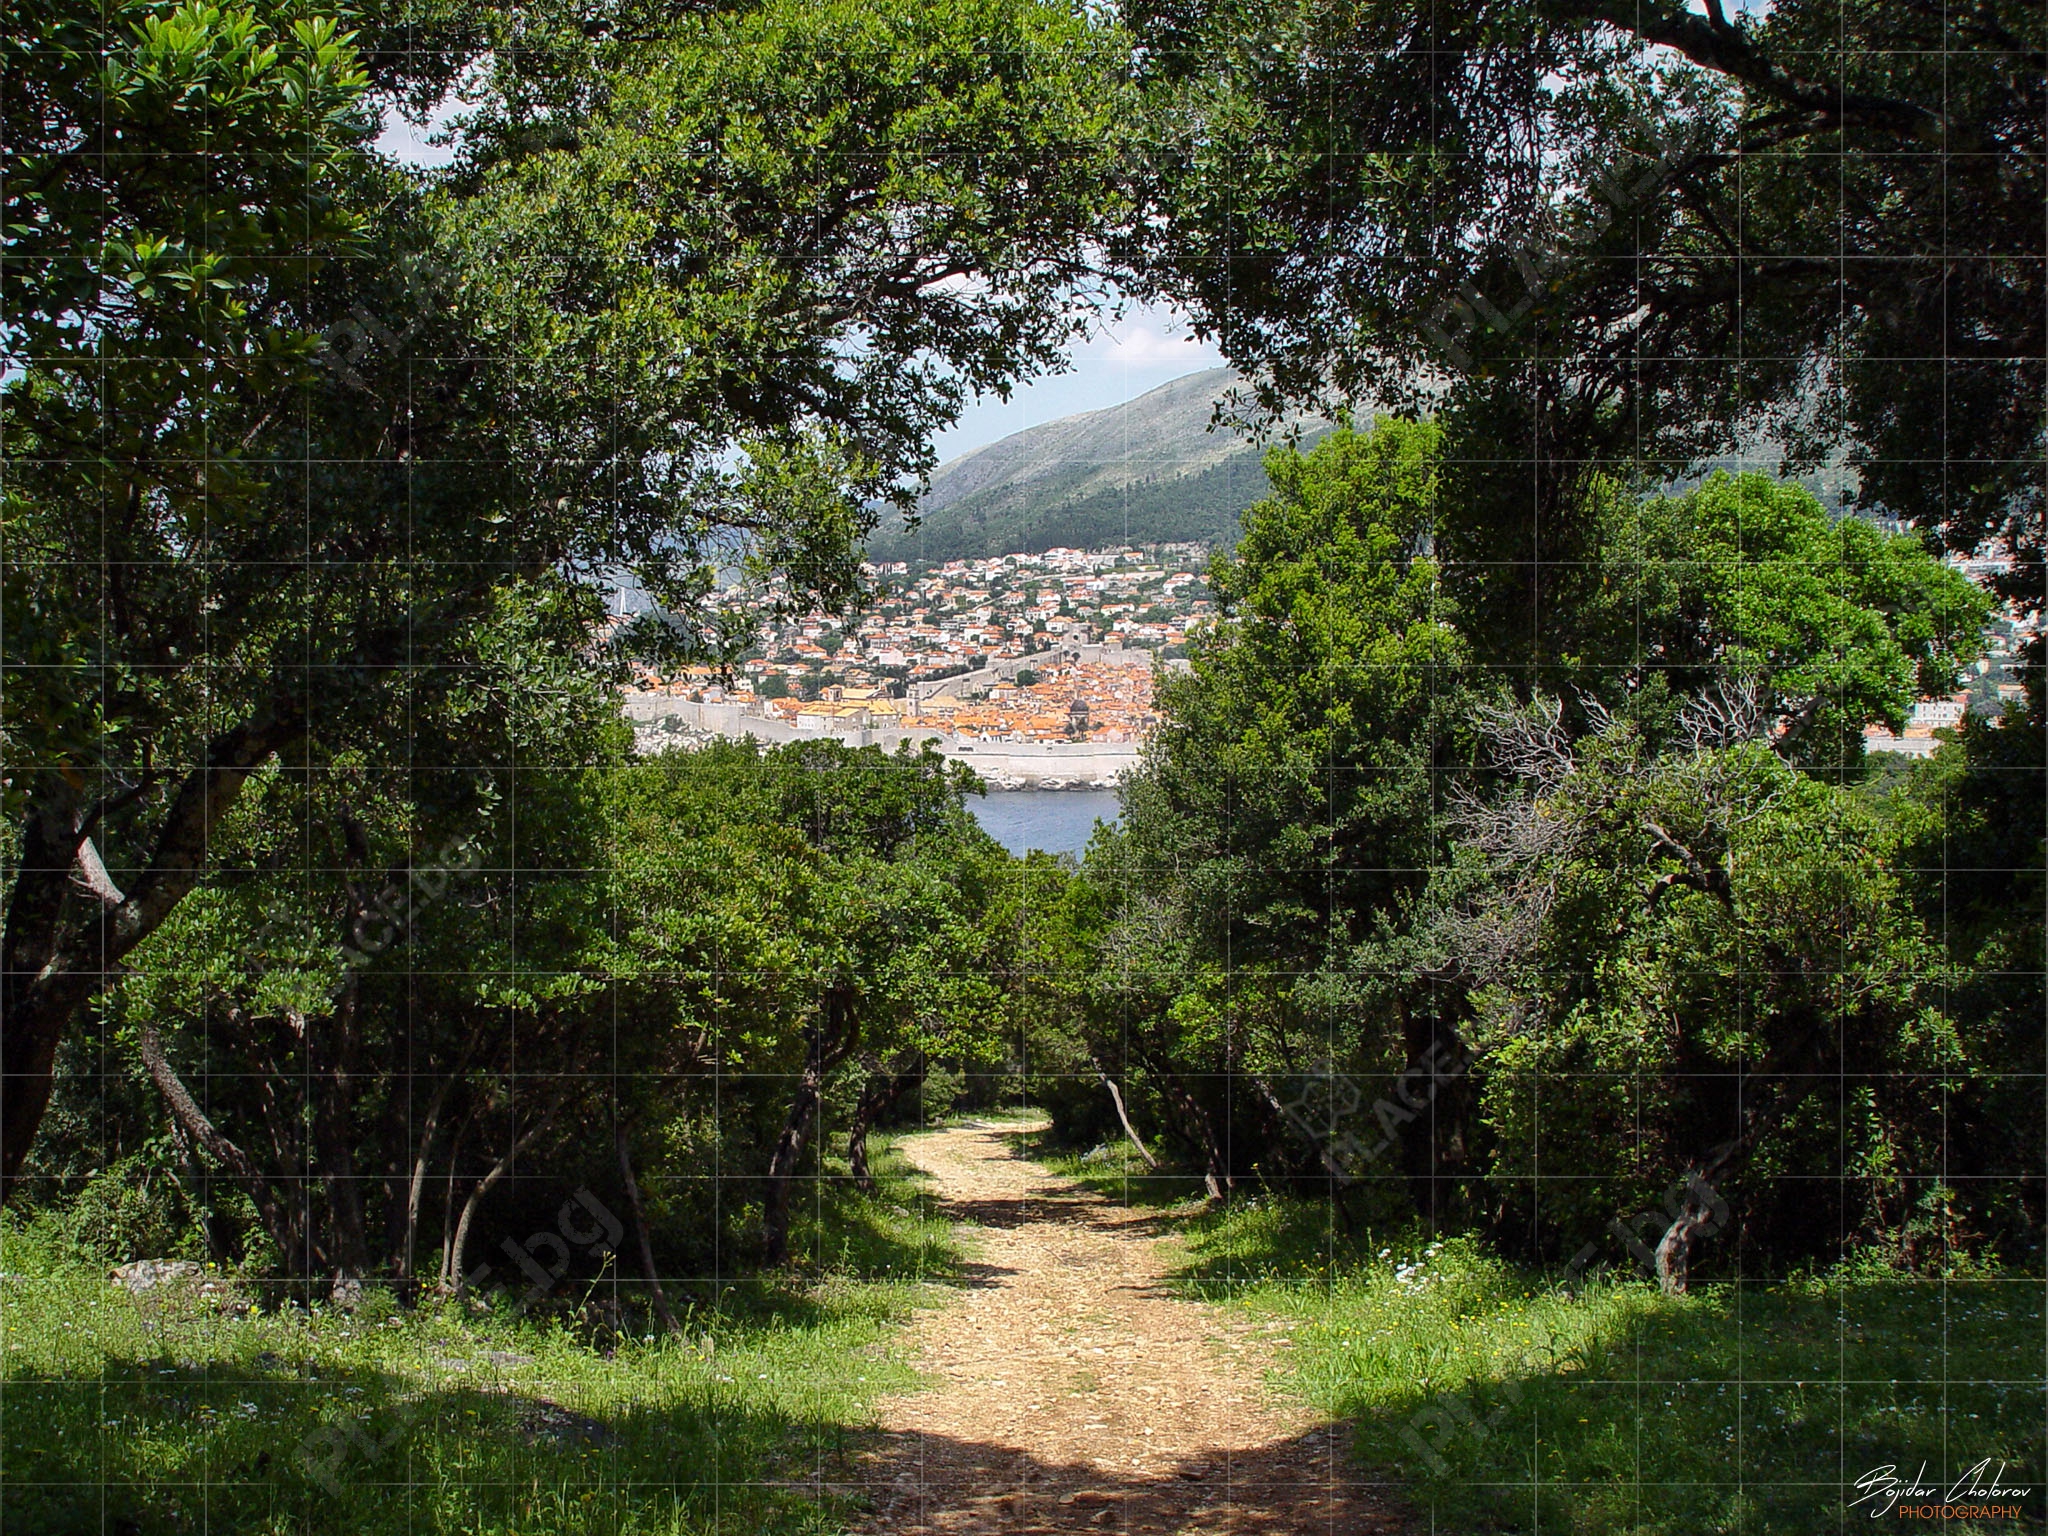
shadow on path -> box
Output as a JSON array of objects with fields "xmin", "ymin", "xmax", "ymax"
[{"xmin": 842, "ymin": 1423, "xmax": 1405, "ymax": 1534}]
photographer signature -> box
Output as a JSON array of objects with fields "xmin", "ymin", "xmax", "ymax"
[{"xmin": 1850, "ymin": 1459, "xmax": 2032, "ymax": 1518}]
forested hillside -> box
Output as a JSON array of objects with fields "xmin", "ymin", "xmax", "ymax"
[{"xmin": 869, "ymin": 367, "xmax": 1325, "ymax": 560}]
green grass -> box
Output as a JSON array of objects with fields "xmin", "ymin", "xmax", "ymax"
[
  {"xmin": 0, "ymin": 1136, "xmax": 958, "ymax": 1536},
  {"xmin": 1154, "ymin": 1192, "xmax": 2046, "ymax": 1535},
  {"xmin": 959, "ymin": 1105, "xmax": 1049, "ymax": 1126}
]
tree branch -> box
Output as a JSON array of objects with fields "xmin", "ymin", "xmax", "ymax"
[{"xmin": 1552, "ymin": 0, "xmax": 1982, "ymax": 151}]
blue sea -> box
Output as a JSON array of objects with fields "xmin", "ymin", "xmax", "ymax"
[{"xmin": 969, "ymin": 789, "xmax": 1121, "ymax": 857}]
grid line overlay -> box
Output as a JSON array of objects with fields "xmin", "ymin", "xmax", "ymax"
[{"xmin": 1, "ymin": 4, "xmax": 2044, "ymax": 1535}]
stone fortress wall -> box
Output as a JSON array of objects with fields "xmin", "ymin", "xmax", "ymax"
[{"xmin": 621, "ymin": 692, "xmax": 1141, "ymax": 787}]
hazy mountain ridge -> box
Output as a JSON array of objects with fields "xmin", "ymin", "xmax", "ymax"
[{"xmin": 870, "ymin": 368, "xmax": 1322, "ymax": 563}]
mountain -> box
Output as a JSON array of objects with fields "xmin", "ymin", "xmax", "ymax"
[{"xmin": 868, "ymin": 369, "xmax": 1322, "ymax": 564}]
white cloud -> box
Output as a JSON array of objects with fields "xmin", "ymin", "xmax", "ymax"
[{"xmin": 1076, "ymin": 315, "xmax": 1220, "ymax": 371}]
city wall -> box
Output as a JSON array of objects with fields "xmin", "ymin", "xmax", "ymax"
[{"xmin": 621, "ymin": 692, "xmax": 1141, "ymax": 785}]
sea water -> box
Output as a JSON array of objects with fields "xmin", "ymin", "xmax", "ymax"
[{"xmin": 968, "ymin": 789, "xmax": 1121, "ymax": 857}]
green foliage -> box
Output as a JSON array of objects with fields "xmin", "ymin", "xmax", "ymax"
[
  {"xmin": 3, "ymin": 5, "xmax": 2036, "ymax": 1522},
  {"xmin": 28, "ymin": 1152, "xmax": 204, "ymax": 1268},
  {"xmin": 1131, "ymin": 0, "xmax": 2048, "ymax": 628},
  {"xmin": 1020, "ymin": 420, "xmax": 1471, "ymax": 1200},
  {"xmin": 1458, "ymin": 721, "xmax": 1959, "ymax": 1265},
  {"xmin": 1577, "ymin": 472, "xmax": 1990, "ymax": 764},
  {"xmin": 1, "ymin": 0, "xmax": 372, "ymax": 804},
  {"xmin": 1125, "ymin": 418, "xmax": 1462, "ymax": 965},
  {"xmin": 440, "ymin": 0, "xmax": 1136, "ymax": 657},
  {"xmin": 608, "ymin": 739, "xmax": 1012, "ymax": 1083},
  {"xmin": 1162, "ymin": 1203, "xmax": 2042, "ymax": 1535},
  {"xmin": 0, "ymin": 0, "xmax": 1138, "ymax": 1203},
  {"xmin": 1887, "ymin": 705, "xmax": 2048, "ymax": 1259},
  {"xmin": 73, "ymin": 716, "xmax": 1019, "ymax": 1293},
  {"xmin": 3, "ymin": 0, "xmax": 371, "ymax": 379},
  {"xmin": 1074, "ymin": 415, "xmax": 2018, "ymax": 1274}
]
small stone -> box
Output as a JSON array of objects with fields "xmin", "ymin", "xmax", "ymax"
[{"xmin": 109, "ymin": 1260, "xmax": 204, "ymax": 1295}]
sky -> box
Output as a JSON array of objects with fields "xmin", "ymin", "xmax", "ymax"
[
  {"xmin": 374, "ymin": 113, "xmax": 1226, "ymax": 465},
  {"xmin": 931, "ymin": 310, "xmax": 1226, "ymax": 462}
]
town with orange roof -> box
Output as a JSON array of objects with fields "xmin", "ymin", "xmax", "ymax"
[{"xmin": 626, "ymin": 545, "xmax": 1211, "ymax": 749}]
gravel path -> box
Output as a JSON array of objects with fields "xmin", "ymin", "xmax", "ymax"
[{"xmin": 852, "ymin": 1119, "xmax": 1402, "ymax": 1534}]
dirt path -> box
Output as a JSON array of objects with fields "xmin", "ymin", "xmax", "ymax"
[{"xmin": 851, "ymin": 1119, "xmax": 1401, "ymax": 1534}]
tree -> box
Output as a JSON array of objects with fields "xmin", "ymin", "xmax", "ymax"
[
  {"xmin": 97, "ymin": 719, "xmax": 1018, "ymax": 1299},
  {"xmin": 749, "ymin": 742, "xmax": 1005, "ymax": 1263},
  {"xmin": 1891, "ymin": 703, "xmax": 2048, "ymax": 1258},
  {"xmin": 2, "ymin": 0, "xmax": 375, "ymax": 1202},
  {"xmin": 1130, "ymin": 0, "xmax": 2046, "ymax": 655},
  {"xmin": 0, "ymin": 0, "xmax": 1135, "ymax": 1196},
  {"xmin": 1100, "ymin": 418, "xmax": 1470, "ymax": 1211},
  {"xmin": 1445, "ymin": 702, "xmax": 1957, "ymax": 1291},
  {"xmin": 1124, "ymin": 418, "xmax": 1462, "ymax": 974},
  {"xmin": 606, "ymin": 738, "xmax": 1007, "ymax": 1266},
  {"xmin": 103, "ymin": 586, "xmax": 630, "ymax": 1295},
  {"xmin": 1572, "ymin": 471, "xmax": 1991, "ymax": 767},
  {"xmin": 1087, "ymin": 424, "xmax": 1986, "ymax": 1240},
  {"xmin": 1069, "ymin": 843, "xmax": 1240, "ymax": 1201}
]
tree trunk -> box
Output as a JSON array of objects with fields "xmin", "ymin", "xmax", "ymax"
[
  {"xmin": 1147, "ymin": 1059, "xmax": 1229, "ymax": 1202},
  {"xmin": 1252, "ymin": 1070, "xmax": 1355, "ymax": 1187},
  {"xmin": 762, "ymin": 1042, "xmax": 830, "ymax": 1267},
  {"xmin": 2, "ymin": 789, "xmax": 103, "ymax": 1206},
  {"xmin": 1093, "ymin": 1062, "xmax": 1159, "ymax": 1170},
  {"xmin": 2, "ymin": 711, "xmax": 303, "ymax": 1201},
  {"xmin": 764, "ymin": 990, "xmax": 858, "ymax": 1266},
  {"xmin": 376, "ymin": 1062, "xmax": 411, "ymax": 1276},
  {"xmin": 1654, "ymin": 1182, "xmax": 1727, "ymax": 1295},
  {"xmin": 615, "ymin": 1122, "xmax": 682, "ymax": 1335},
  {"xmin": 393, "ymin": 1017, "xmax": 489, "ymax": 1286},
  {"xmin": 444, "ymin": 1090, "xmax": 575, "ymax": 1294},
  {"xmin": 308, "ymin": 984, "xmax": 369, "ymax": 1292},
  {"xmin": 1395, "ymin": 1001, "xmax": 1472, "ymax": 1231},
  {"xmin": 400, "ymin": 1066, "xmax": 467, "ymax": 1287},
  {"xmin": 138, "ymin": 1020, "xmax": 299, "ymax": 1272},
  {"xmin": 165, "ymin": 1117, "xmax": 235, "ymax": 1264},
  {"xmin": 847, "ymin": 1051, "xmax": 924, "ymax": 1193},
  {"xmin": 1650, "ymin": 1050, "xmax": 1826, "ymax": 1294},
  {"xmin": 438, "ymin": 1101, "xmax": 482, "ymax": 1286},
  {"xmin": 0, "ymin": 971, "xmax": 100, "ymax": 1203}
]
